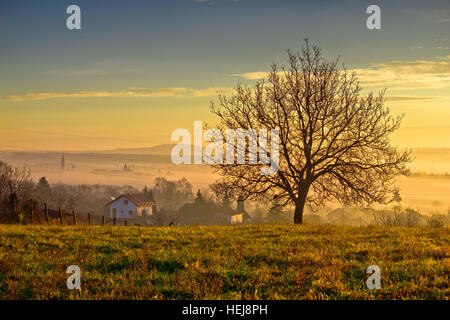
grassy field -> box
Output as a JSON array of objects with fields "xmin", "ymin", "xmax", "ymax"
[{"xmin": 0, "ymin": 224, "xmax": 448, "ymax": 300}]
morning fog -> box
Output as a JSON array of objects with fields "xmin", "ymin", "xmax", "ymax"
[{"xmin": 171, "ymin": 121, "xmax": 279, "ymax": 175}]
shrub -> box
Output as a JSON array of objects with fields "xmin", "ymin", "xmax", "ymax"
[
  {"xmin": 427, "ymin": 215, "xmax": 445, "ymax": 228},
  {"xmin": 373, "ymin": 206, "xmax": 422, "ymax": 227}
]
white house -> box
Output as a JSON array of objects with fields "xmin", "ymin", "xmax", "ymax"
[
  {"xmin": 212, "ymin": 212, "xmax": 243, "ymax": 225},
  {"xmin": 230, "ymin": 213, "xmax": 243, "ymax": 224},
  {"xmin": 107, "ymin": 193, "xmax": 155, "ymax": 220}
]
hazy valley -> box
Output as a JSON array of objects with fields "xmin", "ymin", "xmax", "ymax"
[{"xmin": 1, "ymin": 145, "xmax": 450, "ymax": 217}]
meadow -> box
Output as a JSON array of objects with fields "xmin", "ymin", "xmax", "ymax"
[{"xmin": 0, "ymin": 224, "xmax": 448, "ymax": 300}]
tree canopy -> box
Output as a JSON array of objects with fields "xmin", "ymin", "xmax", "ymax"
[{"xmin": 210, "ymin": 40, "xmax": 412, "ymax": 224}]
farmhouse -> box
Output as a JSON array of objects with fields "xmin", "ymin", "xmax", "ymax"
[
  {"xmin": 213, "ymin": 211, "xmax": 244, "ymax": 225},
  {"xmin": 213, "ymin": 197, "xmax": 249, "ymax": 225},
  {"xmin": 107, "ymin": 193, "xmax": 155, "ymax": 220},
  {"xmin": 176, "ymin": 194, "xmax": 250, "ymax": 225}
]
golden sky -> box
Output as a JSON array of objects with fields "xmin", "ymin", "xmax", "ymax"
[{"xmin": 0, "ymin": 1, "xmax": 449, "ymax": 151}]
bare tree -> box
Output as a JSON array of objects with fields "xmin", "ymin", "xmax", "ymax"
[
  {"xmin": 0, "ymin": 161, "xmax": 9, "ymax": 199},
  {"xmin": 152, "ymin": 177, "xmax": 194, "ymax": 212},
  {"xmin": 0, "ymin": 161, "xmax": 33, "ymax": 212},
  {"xmin": 210, "ymin": 40, "xmax": 412, "ymax": 224},
  {"xmin": 50, "ymin": 183, "xmax": 69, "ymax": 209}
]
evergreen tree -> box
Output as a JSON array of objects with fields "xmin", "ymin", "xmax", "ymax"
[
  {"xmin": 195, "ymin": 189, "xmax": 205, "ymax": 205},
  {"xmin": 36, "ymin": 177, "xmax": 51, "ymax": 205},
  {"xmin": 143, "ymin": 186, "xmax": 154, "ymax": 201},
  {"xmin": 38, "ymin": 177, "xmax": 50, "ymax": 189},
  {"xmin": 267, "ymin": 198, "xmax": 283, "ymax": 218}
]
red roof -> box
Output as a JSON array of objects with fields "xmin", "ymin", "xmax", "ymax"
[{"xmin": 108, "ymin": 193, "xmax": 155, "ymax": 207}]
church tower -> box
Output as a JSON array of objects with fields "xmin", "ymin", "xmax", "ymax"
[{"xmin": 61, "ymin": 153, "xmax": 65, "ymax": 170}]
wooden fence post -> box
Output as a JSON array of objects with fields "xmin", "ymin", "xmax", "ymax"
[
  {"xmin": 88, "ymin": 212, "xmax": 91, "ymax": 226},
  {"xmin": 44, "ymin": 202, "xmax": 49, "ymax": 224},
  {"xmin": 30, "ymin": 199, "xmax": 33, "ymax": 224},
  {"xmin": 101, "ymin": 216, "xmax": 105, "ymax": 225},
  {"xmin": 124, "ymin": 220, "xmax": 127, "ymax": 226},
  {"xmin": 59, "ymin": 207, "xmax": 63, "ymax": 225},
  {"xmin": 113, "ymin": 217, "xmax": 116, "ymax": 226},
  {"xmin": 72, "ymin": 210, "xmax": 77, "ymax": 225}
]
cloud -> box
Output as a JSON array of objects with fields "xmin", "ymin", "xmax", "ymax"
[
  {"xmin": 383, "ymin": 96, "xmax": 440, "ymax": 102},
  {"xmin": 231, "ymin": 56, "xmax": 450, "ymax": 90},
  {"xmin": 230, "ymin": 71, "xmax": 268, "ymax": 80},
  {"xmin": 0, "ymin": 87, "xmax": 234, "ymax": 102},
  {"xmin": 353, "ymin": 58, "xmax": 450, "ymax": 90},
  {"xmin": 437, "ymin": 18, "xmax": 450, "ymax": 23},
  {"xmin": 5, "ymin": 56, "xmax": 449, "ymax": 102}
]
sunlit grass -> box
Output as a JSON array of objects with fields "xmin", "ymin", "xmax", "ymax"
[{"xmin": 0, "ymin": 224, "xmax": 448, "ymax": 299}]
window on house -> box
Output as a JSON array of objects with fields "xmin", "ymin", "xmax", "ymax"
[
  {"xmin": 124, "ymin": 200, "xmax": 128, "ymax": 205},
  {"xmin": 128, "ymin": 210, "xmax": 133, "ymax": 216}
]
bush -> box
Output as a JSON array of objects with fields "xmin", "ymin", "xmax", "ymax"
[
  {"xmin": 427, "ymin": 215, "xmax": 445, "ymax": 228},
  {"xmin": 373, "ymin": 206, "xmax": 422, "ymax": 227}
]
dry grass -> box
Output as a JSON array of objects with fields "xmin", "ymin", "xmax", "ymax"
[{"xmin": 0, "ymin": 224, "xmax": 448, "ymax": 299}]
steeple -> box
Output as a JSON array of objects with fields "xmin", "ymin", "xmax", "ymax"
[{"xmin": 61, "ymin": 153, "xmax": 65, "ymax": 170}]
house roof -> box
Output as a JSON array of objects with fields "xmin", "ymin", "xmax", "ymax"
[{"xmin": 108, "ymin": 193, "xmax": 155, "ymax": 207}]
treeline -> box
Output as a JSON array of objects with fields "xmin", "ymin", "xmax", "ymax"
[{"xmin": 0, "ymin": 160, "xmax": 139, "ymax": 223}]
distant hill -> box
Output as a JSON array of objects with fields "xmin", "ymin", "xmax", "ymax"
[{"xmin": 100, "ymin": 144, "xmax": 176, "ymax": 155}]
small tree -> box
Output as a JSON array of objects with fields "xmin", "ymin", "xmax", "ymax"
[
  {"xmin": 152, "ymin": 177, "xmax": 194, "ymax": 212},
  {"xmin": 195, "ymin": 189, "xmax": 205, "ymax": 205},
  {"xmin": 35, "ymin": 177, "xmax": 51, "ymax": 205},
  {"xmin": 211, "ymin": 40, "xmax": 412, "ymax": 224},
  {"xmin": 267, "ymin": 198, "xmax": 287, "ymax": 222},
  {"xmin": 143, "ymin": 186, "xmax": 154, "ymax": 201},
  {"xmin": 0, "ymin": 161, "xmax": 33, "ymax": 212},
  {"xmin": 392, "ymin": 190, "xmax": 402, "ymax": 203}
]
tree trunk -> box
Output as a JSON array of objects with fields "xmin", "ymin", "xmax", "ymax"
[
  {"xmin": 294, "ymin": 188, "xmax": 309, "ymax": 224},
  {"xmin": 294, "ymin": 200, "xmax": 305, "ymax": 224}
]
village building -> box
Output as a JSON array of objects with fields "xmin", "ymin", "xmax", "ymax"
[
  {"xmin": 177, "ymin": 193, "xmax": 250, "ymax": 225},
  {"xmin": 214, "ymin": 196, "xmax": 250, "ymax": 225},
  {"xmin": 107, "ymin": 193, "xmax": 156, "ymax": 220}
]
